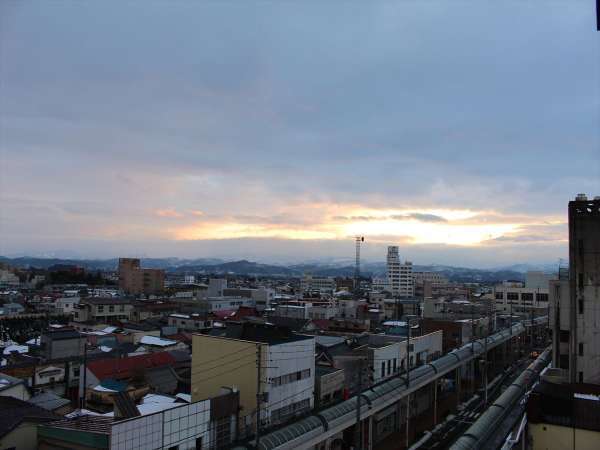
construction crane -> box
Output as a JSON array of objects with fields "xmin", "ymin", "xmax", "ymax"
[{"xmin": 354, "ymin": 236, "xmax": 364, "ymax": 297}]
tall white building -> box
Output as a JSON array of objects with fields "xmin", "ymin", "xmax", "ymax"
[{"xmin": 387, "ymin": 246, "xmax": 414, "ymax": 297}]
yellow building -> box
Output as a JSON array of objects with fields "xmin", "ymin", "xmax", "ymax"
[{"xmin": 192, "ymin": 322, "xmax": 315, "ymax": 434}]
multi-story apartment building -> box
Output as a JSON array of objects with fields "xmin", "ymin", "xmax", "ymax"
[
  {"xmin": 300, "ymin": 274, "xmax": 336, "ymax": 294},
  {"xmin": 494, "ymin": 271, "xmax": 552, "ymax": 315},
  {"xmin": 118, "ymin": 258, "xmax": 165, "ymax": 296},
  {"xmin": 550, "ymin": 194, "xmax": 600, "ymax": 384},
  {"xmin": 191, "ymin": 322, "xmax": 315, "ymax": 431},
  {"xmin": 387, "ymin": 246, "xmax": 414, "ymax": 297}
]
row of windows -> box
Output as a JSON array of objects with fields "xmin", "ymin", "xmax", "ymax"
[
  {"xmin": 495, "ymin": 292, "xmax": 549, "ymax": 302},
  {"xmin": 270, "ymin": 369, "xmax": 311, "ymax": 387},
  {"xmin": 97, "ymin": 305, "xmax": 126, "ymax": 312}
]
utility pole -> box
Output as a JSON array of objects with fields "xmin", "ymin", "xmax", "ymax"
[
  {"xmin": 483, "ymin": 309, "xmax": 489, "ymax": 407},
  {"xmin": 81, "ymin": 342, "xmax": 88, "ymax": 409},
  {"xmin": 405, "ymin": 319, "xmax": 413, "ymax": 449},
  {"xmin": 255, "ymin": 344, "xmax": 262, "ymax": 449},
  {"xmin": 355, "ymin": 358, "xmax": 364, "ymax": 450}
]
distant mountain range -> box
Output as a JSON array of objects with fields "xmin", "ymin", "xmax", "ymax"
[{"xmin": 0, "ymin": 255, "xmax": 557, "ymax": 284}]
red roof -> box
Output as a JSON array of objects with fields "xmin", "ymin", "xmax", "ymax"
[
  {"xmin": 211, "ymin": 310, "xmax": 236, "ymax": 320},
  {"xmin": 87, "ymin": 352, "xmax": 175, "ymax": 381},
  {"xmin": 230, "ymin": 307, "xmax": 259, "ymax": 321}
]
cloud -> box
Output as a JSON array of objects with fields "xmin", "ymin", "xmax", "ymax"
[
  {"xmin": 491, "ymin": 235, "xmax": 562, "ymax": 243},
  {"xmin": 0, "ymin": 2, "xmax": 597, "ymax": 263},
  {"xmin": 391, "ymin": 213, "xmax": 447, "ymax": 223},
  {"xmin": 154, "ymin": 209, "xmax": 184, "ymax": 218}
]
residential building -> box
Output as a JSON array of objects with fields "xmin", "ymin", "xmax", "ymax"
[
  {"xmin": 54, "ymin": 296, "xmax": 80, "ymax": 315},
  {"xmin": 80, "ymin": 352, "xmax": 177, "ymax": 395},
  {"xmin": 168, "ymin": 313, "xmax": 214, "ymax": 332},
  {"xmin": 135, "ymin": 335, "xmax": 188, "ymax": 353},
  {"xmin": 118, "ymin": 258, "xmax": 165, "ymax": 296},
  {"xmin": 73, "ymin": 297, "xmax": 133, "ymax": 323},
  {"xmin": 300, "ymin": 274, "xmax": 336, "ymax": 294},
  {"xmin": 191, "ymin": 322, "xmax": 315, "ymax": 431},
  {"xmin": 40, "ymin": 329, "xmax": 86, "ymax": 360},
  {"xmin": 0, "ymin": 396, "xmax": 59, "ymax": 450},
  {"xmin": 0, "ymin": 372, "xmax": 30, "ymax": 400},
  {"xmin": 387, "ymin": 246, "xmax": 414, "ymax": 297}
]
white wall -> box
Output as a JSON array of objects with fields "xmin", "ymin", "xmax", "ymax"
[{"xmin": 265, "ymin": 338, "xmax": 315, "ymax": 424}]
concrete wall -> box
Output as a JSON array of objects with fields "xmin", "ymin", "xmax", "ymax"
[{"xmin": 529, "ymin": 422, "xmax": 600, "ymax": 450}]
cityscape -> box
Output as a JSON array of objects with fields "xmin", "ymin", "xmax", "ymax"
[{"xmin": 1, "ymin": 2, "xmax": 600, "ymax": 450}]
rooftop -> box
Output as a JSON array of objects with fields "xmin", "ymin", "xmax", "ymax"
[
  {"xmin": 224, "ymin": 322, "xmax": 314, "ymax": 345},
  {"xmin": 0, "ymin": 396, "xmax": 60, "ymax": 438}
]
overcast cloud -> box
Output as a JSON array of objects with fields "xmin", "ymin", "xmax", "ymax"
[{"xmin": 0, "ymin": 1, "xmax": 598, "ymax": 267}]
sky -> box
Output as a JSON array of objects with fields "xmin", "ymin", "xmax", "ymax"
[{"xmin": 1, "ymin": 2, "xmax": 599, "ymax": 267}]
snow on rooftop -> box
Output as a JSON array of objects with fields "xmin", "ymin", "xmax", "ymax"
[
  {"xmin": 101, "ymin": 326, "xmax": 117, "ymax": 333},
  {"xmin": 574, "ymin": 393, "xmax": 600, "ymax": 401},
  {"xmin": 175, "ymin": 393, "xmax": 191, "ymax": 403},
  {"xmin": 139, "ymin": 336, "xmax": 177, "ymax": 347},
  {"xmin": 170, "ymin": 314, "xmax": 190, "ymax": 319},
  {"xmin": 93, "ymin": 384, "xmax": 118, "ymax": 393},
  {"xmin": 3, "ymin": 344, "xmax": 28, "ymax": 355},
  {"xmin": 99, "ymin": 346, "xmax": 112, "ymax": 352},
  {"xmin": 382, "ymin": 321, "xmax": 407, "ymax": 327},
  {"xmin": 26, "ymin": 337, "xmax": 41, "ymax": 346},
  {"xmin": 49, "ymin": 324, "xmax": 65, "ymax": 328}
]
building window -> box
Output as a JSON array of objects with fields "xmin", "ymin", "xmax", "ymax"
[
  {"xmin": 120, "ymin": 305, "xmax": 125, "ymax": 312},
  {"xmin": 507, "ymin": 293, "xmax": 519, "ymax": 301},
  {"xmin": 381, "ymin": 362, "xmax": 385, "ymax": 378},
  {"xmin": 578, "ymin": 273, "xmax": 584, "ymax": 289},
  {"xmin": 579, "ymin": 372, "xmax": 584, "ymax": 383},
  {"xmin": 98, "ymin": 306, "xmax": 104, "ymax": 312},
  {"xmin": 579, "ymin": 299, "xmax": 584, "ymax": 314},
  {"xmin": 393, "ymin": 359, "xmax": 397, "ymax": 373},
  {"xmin": 579, "ymin": 342, "xmax": 584, "ymax": 356},
  {"xmin": 109, "ymin": 306, "xmax": 114, "ymax": 312},
  {"xmin": 495, "ymin": 292, "xmax": 504, "ymax": 300},
  {"xmin": 560, "ymin": 330, "xmax": 570, "ymax": 343},
  {"xmin": 521, "ymin": 293, "xmax": 533, "ymax": 301}
]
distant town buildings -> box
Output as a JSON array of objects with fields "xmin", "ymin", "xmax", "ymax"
[
  {"xmin": 118, "ymin": 258, "xmax": 165, "ymax": 296},
  {"xmin": 387, "ymin": 246, "xmax": 414, "ymax": 297},
  {"xmin": 300, "ymin": 274, "xmax": 336, "ymax": 294},
  {"xmin": 493, "ymin": 271, "xmax": 552, "ymax": 315}
]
